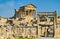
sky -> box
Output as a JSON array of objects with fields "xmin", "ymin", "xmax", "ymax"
[{"xmin": 0, "ymin": 0, "xmax": 60, "ymax": 18}]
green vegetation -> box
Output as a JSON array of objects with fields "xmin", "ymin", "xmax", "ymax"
[{"xmin": 15, "ymin": 36, "xmax": 36, "ymax": 39}]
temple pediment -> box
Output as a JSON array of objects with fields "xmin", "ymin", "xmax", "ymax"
[{"xmin": 25, "ymin": 4, "xmax": 36, "ymax": 10}]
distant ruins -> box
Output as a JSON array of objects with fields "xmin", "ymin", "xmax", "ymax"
[{"xmin": 0, "ymin": 4, "xmax": 60, "ymax": 39}]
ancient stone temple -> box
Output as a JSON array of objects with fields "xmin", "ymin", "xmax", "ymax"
[
  {"xmin": 0, "ymin": 4, "xmax": 60, "ymax": 39},
  {"xmin": 14, "ymin": 4, "xmax": 36, "ymax": 18}
]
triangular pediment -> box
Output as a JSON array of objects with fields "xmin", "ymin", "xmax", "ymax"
[
  {"xmin": 26, "ymin": 4, "xmax": 36, "ymax": 8},
  {"xmin": 24, "ymin": 4, "xmax": 36, "ymax": 10}
]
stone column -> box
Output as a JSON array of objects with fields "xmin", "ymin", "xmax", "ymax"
[
  {"xmin": 37, "ymin": 14, "xmax": 40, "ymax": 37},
  {"xmin": 28, "ymin": 10, "xmax": 29, "ymax": 16},
  {"xmin": 37, "ymin": 14, "xmax": 40, "ymax": 24},
  {"xmin": 54, "ymin": 11, "xmax": 57, "ymax": 37},
  {"xmin": 31, "ymin": 10, "xmax": 32, "ymax": 16},
  {"xmin": 36, "ymin": 26, "xmax": 40, "ymax": 37},
  {"xmin": 33, "ymin": 10, "xmax": 36, "ymax": 18},
  {"xmin": 25, "ymin": 10, "xmax": 26, "ymax": 16}
]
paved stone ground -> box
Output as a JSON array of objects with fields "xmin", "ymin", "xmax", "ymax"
[{"xmin": 36, "ymin": 37, "xmax": 60, "ymax": 39}]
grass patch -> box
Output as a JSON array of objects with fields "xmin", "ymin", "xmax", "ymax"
[{"xmin": 15, "ymin": 36, "xmax": 36, "ymax": 39}]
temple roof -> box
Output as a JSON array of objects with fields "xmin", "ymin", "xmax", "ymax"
[{"xmin": 20, "ymin": 4, "xmax": 36, "ymax": 8}]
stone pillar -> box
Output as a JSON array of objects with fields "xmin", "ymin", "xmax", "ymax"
[
  {"xmin": 38, "ymin": 26, "xmax": 41, "ymax": 38},
  {"xmin": 32, "ymin": 10, "xmax": 36, "ymax": 18},
  {"xmin": 45, "ymin": 26, "xmax": 48, "ymax": 37},
  {"xmin": 28, "ymin": 10, "xmax": 29, "ymax": 16},
  {"xmin": 20, "ymin": 11, "xmax": 22, "ymax": 18},
  {"xmin": 54, "ymin": 11, "xmax": 57, "ymax": 37},
  {"xmin": 37, "ymin": 14, "xmax": 40, "ymax": 24},
  {"xmin": 25, "ymin": 28, "xmax": 26, "ymax": 37},
  {"xmin": 31, "ymin": 10, "xmax": 33, "ymax": 16},
  {"xmin": 37, "ymin": 14, "xmax": 40, "ymax": 37},
  {"xmin": 25, "ymin": 10, "xmax": 26, "ymax": 16}
]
